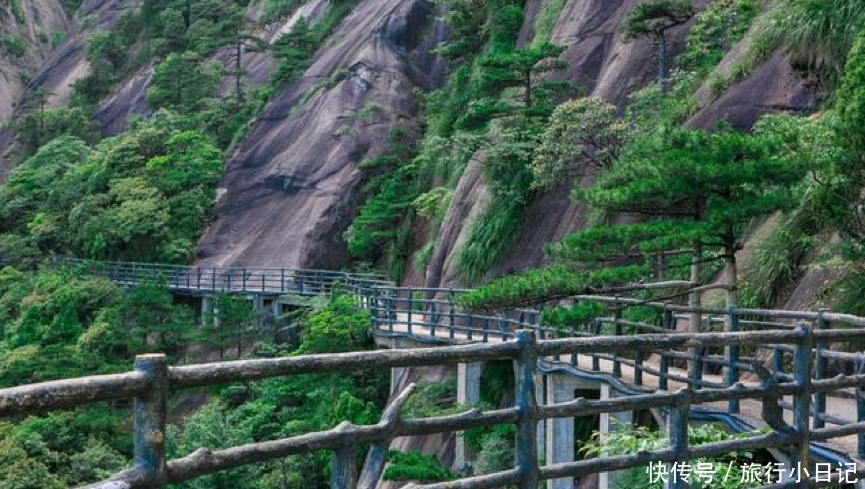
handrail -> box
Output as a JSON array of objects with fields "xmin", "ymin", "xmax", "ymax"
[
  {"xmin": 2, "ymin": 327, "xmax": 862, "ymax": 489},
  {"xmin": 17, "ymin": 257, "xmax": 865, "ymax": 488}
]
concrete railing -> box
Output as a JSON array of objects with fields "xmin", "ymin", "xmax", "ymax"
[
  {"xmin": 5, "ymin": 328, "xmax": 865, "ymax": 489},
  {"xmin": 26, "ymin": 258, "xmax": 865, "ymax": 486}
]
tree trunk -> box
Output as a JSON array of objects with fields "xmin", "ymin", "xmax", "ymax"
[
  {"xmin": 724, "ymin": 246, "xmax": 739, "ymax": 309},
  {"xmin": 688, "ymin": 243, "xmax": 702, "ymax": 333}
]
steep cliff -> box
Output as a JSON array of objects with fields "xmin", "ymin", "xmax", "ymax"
[
  {"xmin": 421, "ymin": 0, "xmax": 816, "ymax": 290},
  {"xmin": 196, "ymin": 0, "xmax": 446, "ymax": 268}
]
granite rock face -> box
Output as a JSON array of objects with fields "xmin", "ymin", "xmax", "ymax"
[{"xmin": 196, "ymin": 0, "xmax": 446, "ymax": 268}]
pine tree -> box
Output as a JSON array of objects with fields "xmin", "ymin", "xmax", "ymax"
[
  {"xmin": 455, "ymin": 42, "xmax": 568, "ymax": 130},
  {"xmin": 270, "ymin": 17, "xmax": 318, "ymax": 86},
  {"xmin": 555, "ymin": 122, "xmax": 809, "ymax": 316},
  {"xmin": 620, "ymin": 0, "xmax": 694, "ymax": 91}
]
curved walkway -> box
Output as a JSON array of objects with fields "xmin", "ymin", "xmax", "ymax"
[{"xmin": 56, "ymin": 258, "xmax": 865, "ymax": 466}]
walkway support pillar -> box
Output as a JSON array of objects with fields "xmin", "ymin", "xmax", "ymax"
[
  {"xmin": 598, "ymin": 384, "xmax": 633, "ymax": 489},
  {"xmin": 536, "ymin": 374, "xmax": 545, "ymax": 457},
  {"xmin": 200, "ymin": 295, "xmax": 214, "ymax": 328},
  {"xmin": 390, "ymin": 366, "xmax": 406, "ymax": 395},
  {"xmin": 546, "ymin": 374, "xmax": 585, "ymax": 489},
  {"xmin": 454, "ymin": 362, "xmax": 483, "ymax": 472},
  {"xmin": 252, "ymin": 294, "xmax": 265, "ymax": 328}
]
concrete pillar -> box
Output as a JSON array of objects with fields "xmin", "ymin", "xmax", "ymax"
[
  {"xmin": 536, "ymin": 374, "xmax": 546, "ymax": 457},
  {"xmin": 390, "ymin": 366, "xmax": 405, "ymax": 395},
  {"xmin": 252, "ymin": 294, "xmax": 265, "ymax": 328},
  {"xmin": 599, "ymin": 384, "xmax": 633, "ymax": 489},
  {"xmin": 455, "ymin": 362, "xmax": 483, "ymax": 472},
  {"xmin": 546, "ymin": 374, "xmax": 579, "ymax": 489},
  {"xmin": 200, "ymin": 295, "xmax": 214, "ymax": 328}
]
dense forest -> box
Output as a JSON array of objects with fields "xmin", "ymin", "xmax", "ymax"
[{"xmin": 1, "ymin": 0, "xmax": 865, "ymax": 487}]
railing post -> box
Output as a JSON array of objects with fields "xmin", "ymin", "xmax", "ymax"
[
  {"xmin": 612, "ymin": 298, "xmax": 621, "ymax": 378},
  {"xmin": 242, "ymin": 268, "xmax": 247, "ymax": 292},
  {"xmin": 591, "ymin": 319, "xmax": 600, "ymax": 371},
  {"xmin": 690, "ymin": 346, "xmax": 704, "ymax": 389},
  {"xmin": 386, "ymin": 293, "xmax": 394, "ymax": 333},
  {"xmin": 858, "ymin": 357, "xmax": 865, "ymax": 459},
  {"xmin": 448, "ymin": 289, "xmax": 456, "ymax": 340},
  {"xmin": 514, "ymin": 330, "xmax": 539, "ymax": 489},
  {"xmin": 813, "ymin": 309, "xmax": 828, "ymax": 429},
  {"xmin": 773, "ymin": 346, "xmax": 783, "ymax": 377},
  {"xmin": 659, "ymin": 354, "xmax": 669, "ymax": 391},
  {"xmin": 726, "ymin": 307, "xmax": 740, "ymax": 413},
  {"xmin": 281, "ymin": 269, "xmax": 286, "ymax": 293},
  {"xmin": 666, "ymin": 389, "xmax": 691, "ymax": 489},
  {"xmin": 133, "ymin": 354, "xmax": 168, "ymax": 488},
  {"xmin": 406, "ymin": 288, "xmax": 413, "ymax": 335},
  {"xmin": 791, "ymin": 323, "xmax": 813, "ymax": 480},
  {"xmin": 634, "ymin": 349, "xmax": 644, "ymax": 386}
]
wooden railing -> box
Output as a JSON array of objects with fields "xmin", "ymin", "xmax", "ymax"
[{"xmin": 5, "ymin": 327, "xmax": 865, "ymax": 489}]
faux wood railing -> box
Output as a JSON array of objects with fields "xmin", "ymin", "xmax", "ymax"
[
  {"xmin": 4, "ymin": 328, "xmax": 865, "ymax": 489},
  {"xmin": 22, "ymin": 258, "xmax": 865, "ymax": 487}
]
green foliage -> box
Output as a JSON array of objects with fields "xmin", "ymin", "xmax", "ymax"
[
  {"xmin": 202, "ymin": 292, "xmax": 255, "ymax": 359},
  {"xmin": 346, "ymin": 127, "xmax": 419, "ymax": 280},
  {"xmin": 72, "ymin": 10, "xmax": 146, "ymax": 107},
  {"xmin": 620, "ymin": 0, "xmax": 695, "ymax": 43},
  {"xmin": 270, "ymin": 17, "xmax": 317, "ymax": 86},
  {"xmin": 455, "ymin": 190, "xmax": 526, "ymax": 284},
  {"xmin": 298, "ymin": 294, "xmax": 372, "ymax": 354},
  {"xmin": 540, "ymin": 301, "xmax": 605, "ymax": 332},
  {"xmin": 467, "ymin": 112, "xmax": 816, "ymax": 309},
  {"xmin": 677, "ymin": 0, "xmax": 759, "ymax": 75},
  {"xmin": 8, "ymin": 0, "xmax": 23, "ymax": 23},
  {"xmin": 458, "ymin": 265, "xmax": 587, "ymax": 309},
  {"xmin": 750, "ymin": 0, "xmax": 865, "ymax": 84},
  {"xmin": 582, "ymin": 422, "xmax": 761, "ymax": 489},
  {"xmin": 146, "ymin": 52, "xmax": 220, "ymax": 111},
  {"xmin": 0, "ymin": 36, "xmax": 25, "ymax": 57},
  {"xmin": 742, "ymin": 214, "xmax": 816, "ymax": 308},
  {"xmin": 472, "ymin": 425, "xmax": 515, "ymax": 477},
  {"xmin": 621, "ymin": 0, "xmax": 694, "ymax": 87},
  {"xmin": 0, "ymin": 119, "xmax": 222, "ymax": 264},
  {"xmin": 532, "ymin": 0, "xmax": 568, "ymax": 45},
  {"xmin": 167, "ymin": 402, "xmax": 262, "ymax": 489},
  {"xmin": 261, "ymin": 0, "xmax": 303, "ymax": 23},
  {"xmin": 383, "ymin": 450, "xmax": 456, "ymax": 482},
  {"xmin": 401, "ymin": 379, "xmax": 457, "ymax": 418},
  {"xmin": 13, "ymin": 106, "xmax": 101, "ymax": 152},
  {"xmin": 531, "ymin": 97, "xmax": 630, "ymax": 188}
]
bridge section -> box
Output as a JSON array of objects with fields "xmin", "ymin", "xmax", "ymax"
[{"xmin": 38, "ymin": 258, "xmax": 865, "ymax": 488}]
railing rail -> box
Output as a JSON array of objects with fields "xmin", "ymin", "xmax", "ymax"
[
  {"xmin": 3, "ymin": 328, "xmax": 864, "ymax": 489},
  {"xmin": 23, "ymin": 258, "xmax": 865, "ymax": 487}
]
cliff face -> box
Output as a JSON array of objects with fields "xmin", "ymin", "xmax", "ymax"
[
  {"xmin": 0, "ymin": 0, "xmax": 69, "ymax": 122},
  {"xmin": 0, "ymin": 0, "xmax": 818, "ymax": 297},
  {"xmin": 421, "ymin": 0, "xmax": 816, "ymax": 289},
  {"xmin": 196, "ymin": 0, "xmax": 446, "ymax": 268}
]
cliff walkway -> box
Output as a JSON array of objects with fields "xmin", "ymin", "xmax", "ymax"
[{"xmin": 3, "ymin": 258, "xmax": 865, "ymax": 489}]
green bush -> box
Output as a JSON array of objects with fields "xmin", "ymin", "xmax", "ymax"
[
  {"xmin": 383, "ymin": 450, "xmax": 456, "ymax": 482},
  {"xmin": 0, "ymin": 36, "xmax": 25, "ymax": 57}
]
